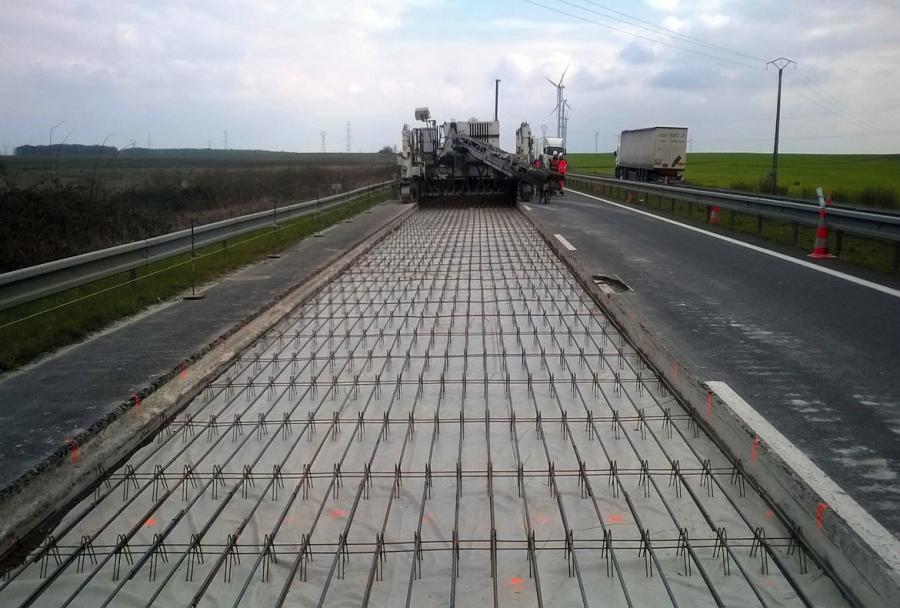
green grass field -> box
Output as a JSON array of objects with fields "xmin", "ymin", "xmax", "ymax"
[{"xmin": 568, "ymin": 152, "xmax": 900, "ymax": 209}]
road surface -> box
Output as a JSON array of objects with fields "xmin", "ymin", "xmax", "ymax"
[{"xmin": 525, "ymin": 188, "xmax": 900, "ymax": 536}]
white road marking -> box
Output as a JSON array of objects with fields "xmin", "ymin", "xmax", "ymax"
[
  {"xmin": 522, "ymin": 204, "xmax": 533, "ymax": 211},
  {"xmin": 571, "ymin": 188, "xmax": 900, "ymax": 300},
  {"xmin": 554, "ymin": 233, "xmax": 577, "ymax": 251}
]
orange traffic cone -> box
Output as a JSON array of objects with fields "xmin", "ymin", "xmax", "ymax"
[
  {"xmin": 709, "ymin": 206, "xmax": 721, "ymax": 224},
  {"xmin": 808, "ymin": 199, "xmax": 835, "ymax": 259}
]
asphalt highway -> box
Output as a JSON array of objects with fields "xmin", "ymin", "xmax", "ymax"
[{"xmin": 525, "ymin": 188, "xmax": 900, "ymax": 535}]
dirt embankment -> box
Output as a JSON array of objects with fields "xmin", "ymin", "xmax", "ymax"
[{"xmin": 0, "ymin": 158, "xmax": 395, "ymax": 272}]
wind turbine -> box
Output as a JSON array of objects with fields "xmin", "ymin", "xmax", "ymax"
[
  {"xmin": 561, "ymin": 100, "xmax": 573, "ymax": 148},
  {"xmin": 546, "ymin": 63, "xmax": 570, "ymax": 146}
]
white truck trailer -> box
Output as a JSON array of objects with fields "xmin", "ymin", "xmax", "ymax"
[
  {"xmin": 615, "ymin": 126, "xmax": 687, "ymax": 182},
  {"xmin": 535, "ymin": 135, "xmax": 565, "ymax": 168}
]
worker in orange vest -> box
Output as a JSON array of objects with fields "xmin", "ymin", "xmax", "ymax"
[{"xmin": 557, "ymin": 153, "xmax": 568, "ymax": 195}]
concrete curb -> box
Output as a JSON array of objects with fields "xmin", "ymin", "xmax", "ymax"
[
  {"xmin": 519, "ymin": 202, "xmax": 899, "ymax": 608},
  {"xmin": 0, "ymin": 202, "xmax": 417, "ymax": 557}
]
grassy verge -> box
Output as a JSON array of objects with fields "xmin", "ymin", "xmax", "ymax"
[
  {"xmin": 0, "ymin": 189, "xmax": 391, "ymax": 371},
  {"xmin": 568, "ymin": 177, "xmax": 898, "ymax": 275}
]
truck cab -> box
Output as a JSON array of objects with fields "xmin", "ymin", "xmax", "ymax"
[{"xmin": 536, "ymin": 136, "xmax": 565, "ymax": 168}]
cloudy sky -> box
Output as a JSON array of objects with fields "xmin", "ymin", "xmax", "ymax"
[{"xmin": 2, "ymin": 0, "xmax": 898, "ymax": 154}]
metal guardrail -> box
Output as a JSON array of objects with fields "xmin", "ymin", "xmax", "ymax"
[
  {"xmin": 0, "ymin": 182, "xmax": 391, "ymax": 311},
  {"xmin": 568, "ymin": 172, "xmax": 900, "ymax": 244}
]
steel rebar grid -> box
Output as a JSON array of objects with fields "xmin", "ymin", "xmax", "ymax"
[{"xmin": 1, "ymin": 207, "xmax": 849, "ymax": 607}]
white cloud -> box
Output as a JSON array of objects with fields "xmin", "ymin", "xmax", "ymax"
[
  {"xmin": 646, "ymin": 0, "xmax": 681, "ymax": 11},
  {"xmin": 662, "ymin": 16, "xmax": 687, "ymax": 31}
]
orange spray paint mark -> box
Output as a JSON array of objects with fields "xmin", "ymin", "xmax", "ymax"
[
  {"xmin": 64, "ymin": 438, "xmax": 79, "ymax": 464},
  {"xmin": 816, "ymin": 503, "xmax": 828, "ymax": 529},
  {"xmin": 328, "ymin": 508, "xmax": 349, "ymax": 519},
  {"xmin": 706, "ymin": 392, "xmax": 713, "ymax": 418},
  {"xmin": 145, "ymin": 517, "xmax": 157, "ymax": 527},
  {"xmin": 509, "ymin": 576, "xmax": 525, "ymax": 586},
  {"xmin": 606, "ymin": 514, "xmax": 626, "ymax": 525},
  {"xmin": 751, "ymin": 436, "xmax": 760, "ymax": 462}
]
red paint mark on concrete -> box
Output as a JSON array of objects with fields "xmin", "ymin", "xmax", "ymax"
[
  {"xmin": 706, "ymin": 392, "xmax": 713, "ymax": 418},
  {"xmin": 765, "ymin": 509, "xmax": 775, "ymax": 519},
  {"xmin": 145, "ymin": 517, "xmax": 157, "ymax": 527},
  {"xmin": 751, "ymin": 436, "xmax": 760, "ymax": 462},
  {"xmin": 671, "ymin": 361, "xmax": 679, "ymax": 384},
  {"xmin": 509, "ymin": 576, "xmax": 525, "ymax": 586},
  {"xmin": 329, "ymin": 508, "xmax": 349, "ymax": 519},
  {"xmin": 533, "ymin": 513, "xmax": 551, "ymax": 526},
  {"xmin": 816, "ymin": 503, "xmax": 828, "ymax": 529},
  {"xmin": 132, "ymin": 393, "xmax": 142, "ymax": 415},
  {"xmin": 606, "ymin": 514, "xmax": 626, "ymax": 525},
  {"xmin": 64, "ymin": 438, "xmax": 79, "ymax": 464},
  {"xmin": 180, "ymin": 362, "xmax": 187, "ymax": 381}
]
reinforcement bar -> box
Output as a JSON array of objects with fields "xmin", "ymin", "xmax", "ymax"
[{"xmin": 0, "ymin": 207, "xmax": 853, "ymax": 607}]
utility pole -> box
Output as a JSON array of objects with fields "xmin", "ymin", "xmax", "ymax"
[
  {"xmin": 767, "ymin": 57, "xmax": 795, "ymax": 194},
  {"xmin": 320, "ymin": 130, "xmax": 327, "ymax": 153},
  {"xmin": 594, "ymin": 129, "xmax": 599, "ymax": 153},
  {"xmin": 224, "ymin": 129, "xmax": 228, "ymax": 150},
  {"xmin": 494, "ymin": 79, "xmax": 500, "ymax": 122},
  {"xmin": 346, "ymin": 122, "xmax": 351, "ymax": 153}
]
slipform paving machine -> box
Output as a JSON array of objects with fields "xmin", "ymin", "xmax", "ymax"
[{"xmin": 397, "ymin": 107, "xmax": 561, "ymax": 204}]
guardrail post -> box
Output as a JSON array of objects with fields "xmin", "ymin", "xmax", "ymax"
[
  {"xmin": 314, "ymin": 192, "xmax": 323, "ymax": 238},
  {"xmin": 267, "ymin": 200, "xmax": 281, "ymax": 259},
  {"xmin": 184, "ymin": 219, "xmax": 204, "ymax": 301}
]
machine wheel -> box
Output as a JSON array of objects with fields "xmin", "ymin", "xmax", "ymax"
[{"xmin": 518, "ymin": 181, "xmax": 535, "ymax": 203}]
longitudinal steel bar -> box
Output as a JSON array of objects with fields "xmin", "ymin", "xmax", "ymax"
[{"xmin": 1, "ymin": 206, "xmax": 852, "ymax": 608}]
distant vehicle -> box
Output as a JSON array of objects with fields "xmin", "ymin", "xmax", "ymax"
[
  {"xmin": 535, "ymin": 135, "xmax": 565, "ymax": 167},
  {"xmin": 615, "ymin": 126, "xmax": 687, "ymax": 183}
]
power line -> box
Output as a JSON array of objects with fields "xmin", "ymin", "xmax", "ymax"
[
  {"xmin": 522, "ymin": 0, "xmax": 764, "ymax": 70},
  {"xmin": 791, "ymin": 71, "xmax": 884, "ymax": 133},
  {"xmin": 574, "ymin": 0, "xmax": 765, "ymax": 62}
]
